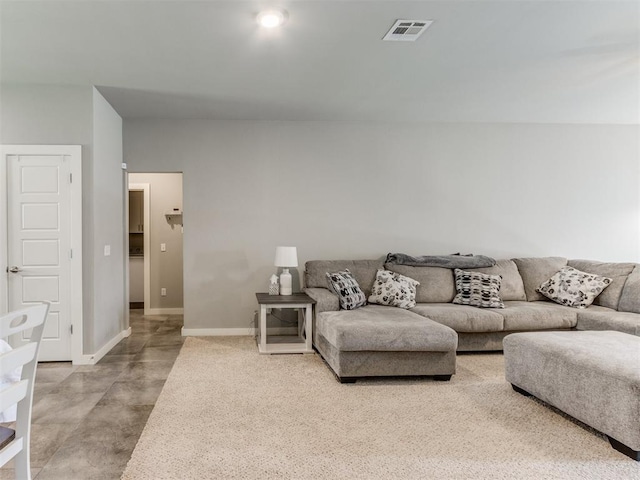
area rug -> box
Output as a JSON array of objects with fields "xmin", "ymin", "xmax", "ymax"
[{"xmin": 121, "ymin": 337, "xmax": 639, "ymax": 479}]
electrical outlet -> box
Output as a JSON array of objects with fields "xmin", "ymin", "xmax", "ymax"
[
  {"xmin": 161, "ymin": 288, "xmax": 167, "ymax": 296},
  {"xmin": 160, "ymin": 243, "xmax": 166, "ymax": 252},
  {"xmin": 104, "ymin": 245, "xmax": 111, "ymax": 256}
]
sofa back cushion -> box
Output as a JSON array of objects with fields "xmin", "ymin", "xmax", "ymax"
[
  {"xmin": 512, "ymin": 257, "xmax": 567, "ymax": 302},
  {"xmin": 617, "ymin": 265, "xmax": 640, "ymax": 314},
  {"xmin": 568, "ymin": 260, "xmax": 637, "ymax": 310},
  {"xmin": 384, "ymin": 264, "xmax": 455, "ymax": 303},
  {"xmin": 304, "ymin": 259, "xmax": 383, "ymax": 297},
  {"xmin": 468, "ymin": 259, "xmax": 526, "ymax": 301}
]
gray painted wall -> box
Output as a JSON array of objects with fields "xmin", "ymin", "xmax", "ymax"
[
  {"xmin": 92, "ymin": 87, "xmax": 126, "ymax": 350},
  {"xmin": 1, "ymin": 84, "xmax": 96, "ymax": 350},
  {"xmin": 0, "ymin": 84, "xmax": 126, "ymax": 354},
  {"xmin": 129, "ymin": 173, "xmax": 183, "ymax": 309},
  {"xmin": 124, "ymin": 120, "xmax": 640, "ymax": 331}
]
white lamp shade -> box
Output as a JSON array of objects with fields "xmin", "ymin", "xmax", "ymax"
[{"xmin": 274, "ymin": 246, "xmax": 298, "ymax": 268}]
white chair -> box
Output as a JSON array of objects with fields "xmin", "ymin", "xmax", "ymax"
[{"xmin": 0, "ymin": 303, "xmax": 49, "ymax": 480}]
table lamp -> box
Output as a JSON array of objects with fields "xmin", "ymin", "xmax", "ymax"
[{"xmin": 275, "ymin": 246, "xmax": 298, "ymax": 295}]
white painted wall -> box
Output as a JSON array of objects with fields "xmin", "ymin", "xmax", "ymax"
[
  {"xmin": 124, "ymin": 120, "xmax": 640, "ymax": 331},
  {"xmin": 0, "ymin": 84, "xmax": 126, "ymax": 355},
  {"xmin": 92, "ymin": 87, "xmax": 126, "ymax": 349},
  {"xmin": 129, "ymin": 173, "xmax": 183, "ymax": 310}
]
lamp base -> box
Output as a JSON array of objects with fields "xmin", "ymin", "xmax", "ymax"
[{"xmin": 279, "ymin": 269, "xmax": 292, "ymax": 295}]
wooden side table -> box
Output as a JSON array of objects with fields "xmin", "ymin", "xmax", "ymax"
[{"xmin": 255, "ymin": 293, "xmax": 315, "ymax": 354}]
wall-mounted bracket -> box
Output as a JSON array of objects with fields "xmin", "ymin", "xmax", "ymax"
[{"xmin": 165, "ymin": 209, "xmax": 183, "ymax": 228}]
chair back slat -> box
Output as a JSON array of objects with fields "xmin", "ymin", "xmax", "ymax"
[
  {"xmin": 0, "ymin": 380, "xmax": 28, "ymax": 413},
  {"xmin": 0, "ymin": 343, "xmax": 38, "ymax": 376},
  {"xmin": 0, "ymin": 436, "xmax": 24, "ymax": 468},
  {"xmin": 0, "ymin": 304, "xmax": 48, "ymax": 338},
  {"xmin": 0, "ymin": 302, "xmax": 49, "ymax": 478}
]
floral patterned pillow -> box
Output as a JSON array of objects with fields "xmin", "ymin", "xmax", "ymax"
[
  {"xmin": 537, "ymin": 266, "xmax": 612, "ymax": 309},
  {"xmin": 326, "ymin": 269, "xmax": 367, "ymax": 310},
  {"xmin": 452, "ymin": 269, "xmax": 505, "ymax": 308},
  {"xmin": 368, "ymin": 270, "xmax": 420, "ymax": 309}
]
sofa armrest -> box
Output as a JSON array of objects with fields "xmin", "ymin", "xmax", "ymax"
[{"xmin": 304, "ymin": 287, "xmax": 339, "ymax": 314}]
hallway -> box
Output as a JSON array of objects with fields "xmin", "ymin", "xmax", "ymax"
[{"xmin": 1, "ymin": 311, "xmax": 183, "ymax": 480}]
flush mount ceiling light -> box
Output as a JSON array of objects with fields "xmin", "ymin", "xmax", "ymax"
[{"xmin": 257, "ymin": 10, "xmax": 288, "ymax": 28}]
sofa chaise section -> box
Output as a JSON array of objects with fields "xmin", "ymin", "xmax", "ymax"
[
  {"xmin": 305, "ymin": 260, "xmax": 458, "ymax": 382},
  {"xmin": 315, "ymin": 305, "xmax": 458, "ymax": 382}
]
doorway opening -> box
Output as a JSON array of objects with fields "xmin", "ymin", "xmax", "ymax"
[{"xmin": 127, "ymin": 173, "xmax": 183, "ymax": 319}]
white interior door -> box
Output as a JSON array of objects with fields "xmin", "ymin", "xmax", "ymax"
[{"xmin": 2, "ymin": 146, "xmax": 82, "ymax": 362}]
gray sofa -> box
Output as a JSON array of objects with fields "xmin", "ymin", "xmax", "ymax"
[{"xmin": 304, "ymin": 256, "xmax": 640, "ymax": 382}]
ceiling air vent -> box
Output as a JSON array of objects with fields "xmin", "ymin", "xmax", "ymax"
[{"xmin": 383, "ymin": 19, "xmax": 433, "ymax": 42}]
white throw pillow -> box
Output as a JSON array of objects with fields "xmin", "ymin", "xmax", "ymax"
[
  {"xmin": 368, "ymin": 269, "xmax": 420, "ymax": 309},
  {"xmin": 537, "ymin": 266, "xmax": 611, "ymax": 309}
]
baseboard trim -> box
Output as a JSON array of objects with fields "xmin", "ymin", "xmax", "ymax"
[
  {"xmin": 74, "ymin": 327, "xmax": 132, "ymax": 365},
  {"xmin": 181, "ymin": 326, "xmax": 298, "ymax": 337},
  {"xmin": 144, "ymin": 308, "xmax": 184, "ymax": 315}
]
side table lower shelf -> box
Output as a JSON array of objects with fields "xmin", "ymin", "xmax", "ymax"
[
  {"xmin": 258, "ymin": 337, "xmax": 311, "ymax": 354},
  {"xmin": 256, "ymin": 293, "xmax": 315, "ymax": 355}
]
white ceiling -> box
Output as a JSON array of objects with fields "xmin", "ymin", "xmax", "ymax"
[{"xmin": 1, "ymin": 0, "xmax": 638, "ymax": 123}]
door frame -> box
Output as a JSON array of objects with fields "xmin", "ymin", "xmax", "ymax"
[
  {"xmin": 0, "ymin": 145, "xmax": 84, "ymax": 364},
  {"xmin": 128, "ymin": 183, "xmax": 151, "ymax": 314}
]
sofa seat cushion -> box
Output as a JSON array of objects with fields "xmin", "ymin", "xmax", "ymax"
[
  {"xmin": 576, "ymin": 306, "xmax": 640, "ymax": 336},
  {"xmin": 411, "ymin": 303, "xmax": 504, "ymax": 333},
  {"xmin": 316, "ymin": 305, "xmax": 457, "ymax": 352},
  {"xmin": 500, "ymin": 301, "xmax": 578, "ymax": 331}
]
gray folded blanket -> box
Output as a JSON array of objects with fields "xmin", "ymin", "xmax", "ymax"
[{"xmin": 385, "ymin": 253, "xmax": 496, "ymax": 269}]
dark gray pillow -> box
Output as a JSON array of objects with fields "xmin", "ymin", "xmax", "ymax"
[
  {"xmin": 326, "ymin": 269, "xmax": 367, "ymax": 310},
  {"xmin": 452, "ymin": 269, "xmax": 504, "ymax": 309}
]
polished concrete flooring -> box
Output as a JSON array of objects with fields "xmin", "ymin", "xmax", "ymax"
[{"xmin": 1, "ymin": 311, "xmax": 184, "ymax": 480}]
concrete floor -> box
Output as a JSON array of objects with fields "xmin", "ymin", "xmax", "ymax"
[{"xmin": 1, "ymin": 310, "xmax": 184, "ymax": 480}]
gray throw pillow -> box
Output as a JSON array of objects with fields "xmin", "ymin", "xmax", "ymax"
[
  {"xmin": 326, "ymin": 269, "xmax": 367, "ymax": 310},
  {"xmin": 452, "ymin": 269, "xmax": 504, "ymax": 309},
  {"xmin": 537, "ymin": 266, "xmax": 612, "ymax": 309}
]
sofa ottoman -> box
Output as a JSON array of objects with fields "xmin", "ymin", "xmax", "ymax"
[
  {"xmin": 315, "ymin": 305, "xmax": 458, "ymax": 383},
  {"xmin": 504, "ymin": 330, "xmax": 640, "ymax": 460}
]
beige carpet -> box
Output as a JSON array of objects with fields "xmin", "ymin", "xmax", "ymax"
[{"xmin": 122, "ymin": 337, "xmax": 639, "ymax": 479}]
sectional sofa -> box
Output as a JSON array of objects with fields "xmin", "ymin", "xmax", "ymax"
[{"xmin": 303, "ymin": 256, "xmax": 640, "ymax": 382}]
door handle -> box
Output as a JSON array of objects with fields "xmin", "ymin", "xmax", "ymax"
[{"xmin": 8, "ymin": 266, "xmax": 21, "ymax": 273}]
